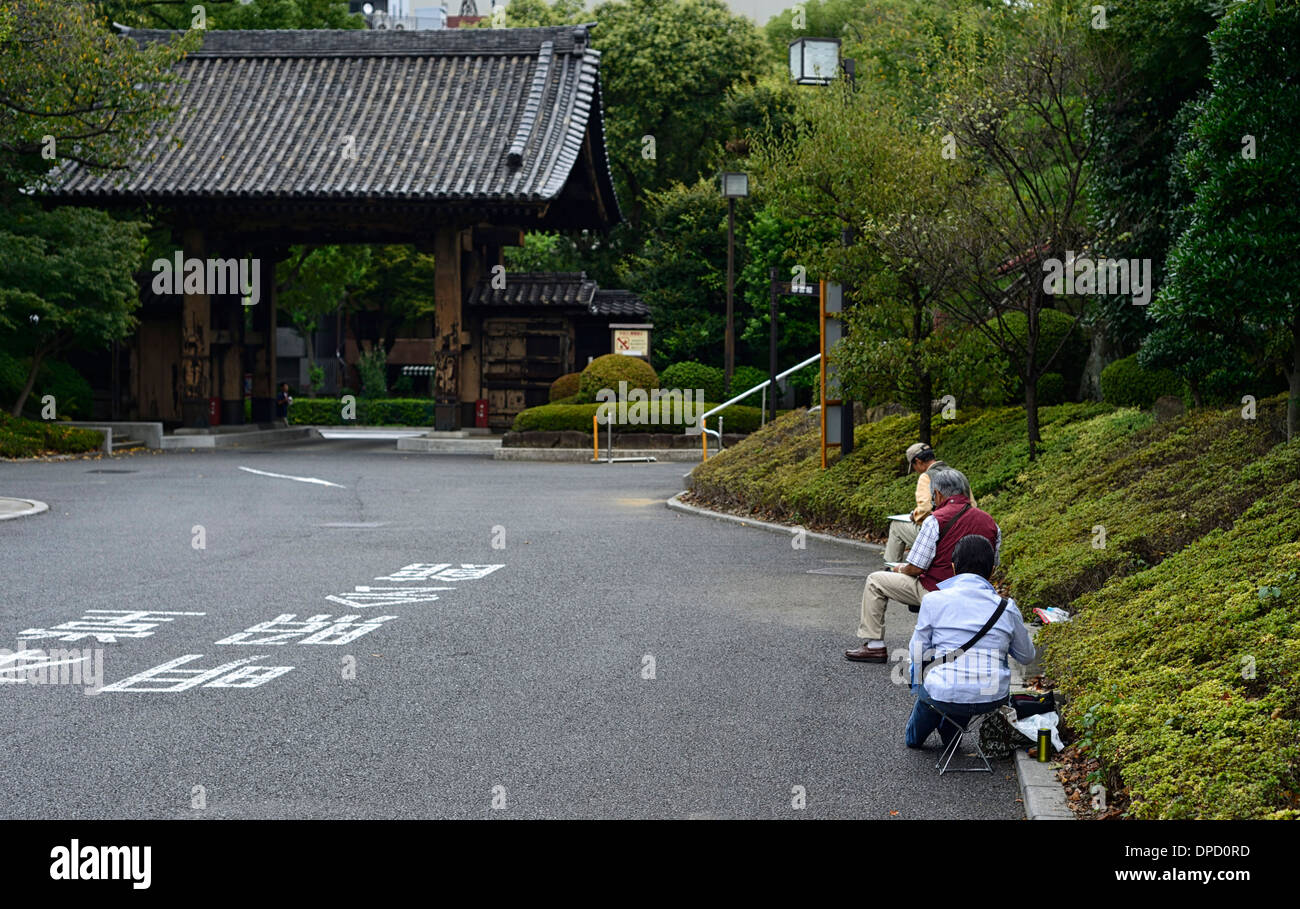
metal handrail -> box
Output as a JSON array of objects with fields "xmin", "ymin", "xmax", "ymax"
[{"xmin": 698, "ymin": 353, "xmax": 822, "ymax": 422}]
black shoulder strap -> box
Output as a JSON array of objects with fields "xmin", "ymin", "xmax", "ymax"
[{"xmin": 922, "ymin": 596, "xmax": 1009, "ymax": 680}]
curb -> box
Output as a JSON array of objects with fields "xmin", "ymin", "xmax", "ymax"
[
  {"xmin": 667, "ymin": 489, "xmax": 1073, "ymax": 820},
  {"xmin": 0, "ymin": 497, "xmax": 50, "ymax": 521},
  {"xmin": 495, "ymin": 448, "xmax": 703, "ymax": 462},
  {"xmin": 665, "ymin": 491, "xmax": 883, "ymax": 551},
  {"xmin": 1015, "ymin": 751, "xmax": 1075, "ymax": 819}
]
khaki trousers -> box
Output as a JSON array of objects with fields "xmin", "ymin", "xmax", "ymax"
[
  {"xmin": 858, "ymin": 570, "xmax": 927, "ymax": 639},
  {"xmin": 883, "ymin": 520, "xmax": 920, "ymax": 562}
]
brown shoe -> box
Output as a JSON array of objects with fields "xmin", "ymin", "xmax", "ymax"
[{"xmin": 844, "ymin": 643, "xmax": 888, "ymax": 663}]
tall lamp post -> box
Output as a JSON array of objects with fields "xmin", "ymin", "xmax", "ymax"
[
  {"xmin": 788, "ymin": 36, "xmax": 856, "ymax": 458},
  {"xmin": 719, "ymin": 171, "xmax": 748, "ymax": 395}
]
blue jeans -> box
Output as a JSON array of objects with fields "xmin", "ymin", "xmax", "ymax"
[{"xmin": 905, "ymin": 684, "xmax": 1003, "ymax": 749}]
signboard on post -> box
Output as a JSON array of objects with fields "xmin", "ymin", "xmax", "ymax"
[
  {"xmin": 610, "ymin": 324, "xmax": 651, "ymax": 358},
  {"xmin": 820, "ymin": 282, "xmax": 845, "ymax": 469}
]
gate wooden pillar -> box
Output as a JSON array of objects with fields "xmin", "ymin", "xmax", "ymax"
[
  {"xmin": 180, "ymin": 226, "xmax": 212, "ymax": 428},
  {"xmin": 433, "ymin": 227, "xmax": 464, "ymax": 428},
  {"xmin": 248, "ymin": 246, "xmax": 278, "ymax": 422}
]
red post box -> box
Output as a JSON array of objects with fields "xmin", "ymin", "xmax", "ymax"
[
  {"xmin": 208, "ymin": 397, "xmax": 221, "ymax": 426},
  {"xmin": 475, "ymin": 398, "xmax": 489, "ymax": 429}
]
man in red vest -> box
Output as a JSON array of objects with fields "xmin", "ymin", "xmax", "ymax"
[{"xmin": 846, "ymin": 465, "xmax": 1001, "ymax": 663}]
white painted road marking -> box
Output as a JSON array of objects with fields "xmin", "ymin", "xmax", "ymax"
[
  {"xmin": 19, "ymin": 610, "xmax": 207, "ymax": 643},
  {"xmin": 375, "ymin": 563, "xmax": 504, "ymax": 582},
  {"xmin": 238, "ymin": 466, "xmax": 345, "ymax": 488},
  {"xmin": 325, "ymin": 586, "xmax": 455, "ymax": 609}
]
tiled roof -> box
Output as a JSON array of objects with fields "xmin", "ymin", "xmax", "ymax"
[
  {"xmin": 590, "ymin": 290, "xmax": 649, "ymax": 317},
  {"xmin": 466, "ymin": 271, "xmax": 596, "ymax": 308},
  {"xmin": 48, "ymin": 26, "xmax": 620, "ymax": 229},
  {"xmin": 466, "ymin": 272, "xmax": 648, "ymax": 316}
]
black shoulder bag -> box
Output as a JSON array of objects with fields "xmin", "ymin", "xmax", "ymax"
[{"xmin": 921, "ymin": 596, "xmax": 1009, "ymax": 682}]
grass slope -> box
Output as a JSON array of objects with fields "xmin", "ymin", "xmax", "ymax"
[{"xmin": 687, "ymin": 397, "xmax": 1298, "ymax": 818}]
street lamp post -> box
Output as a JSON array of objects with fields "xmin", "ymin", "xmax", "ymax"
[
  {"xmin": 720, "ymin": 171, "xmax": 748, "ymax": 395},
  {"xmin": 788, "ymin": 37, "xmax": 856, "ymax": 457}
]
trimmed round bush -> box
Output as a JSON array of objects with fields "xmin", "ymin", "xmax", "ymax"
[
  {"xmin": 659, "ymin": 361, "xmax": 724, "ymax": 402},
  {"xmin": 729, "ymin": 365, "xmax": 769, "ymax": 397},
  {"xmin": 578, "ymin": 354, "xmax": 658, "ymax": 403},
  {"xmin": 1101, "ymin": 355, "xmax": 1183, "ymax": 408},
  {"xmin": 1037, "ymin": 372, "xmax": 1067, "ymax": 405},
  {"xmin": 549, "ymin": 372, "xmax": 582, "ymax": 402}
]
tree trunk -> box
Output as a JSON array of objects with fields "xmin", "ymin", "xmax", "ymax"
[
  {"xmin": 10, "ymin": 350, "xmax": 45, "ymax": 418},
  {"xmin": 1288, "ymin": 315, "xmax": 1300, "ymax": 442},
  {"xmin": 1189, "ymin": 375, "xmax": 1203, "ymax": 409},
  {"xmin": 918, "ymin": 369, "xmax": 933, "ymax": 445},
  {"xmin": 1025, "ymin": 372, "xmax": 1040, "ymax": 461},
  {"xmin": 1026, "ymin": 299, "xmax": 1041, "ymax": 456}
]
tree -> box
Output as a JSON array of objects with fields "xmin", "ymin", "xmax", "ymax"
[
  {"xmin": 349, "ymin": 245, "xmax": 438, "ymax": 360},
  {"xmin": 0, "ymin": 0, "xmax": 195, "ymax": 190},
  {"xmin": 591, "ymin": 0, "xmax": 769, "ymax": 225},
  {"xmin": 97, "ymin": 0, "xmax": 362, "ymax": 30},
  {"xmin": 931, "ymin": 3, "xmax": 1126, "ymax": 458},
  {"xmin": 749, "ymin": 69, "xmax": 969, "ymax": 444},
  {"xmin": 276, "ymin": 245, "xmax": 372, "ymax": 377},
  {"xmin": 1151, "ymin": 0, "xmax": 1300, "ymax": 439},
  {"xmin": 617, "ymin": 178, "xmax": 739, "ymax": 370},
  {"xmin": 0, "ymin": 203, "xmax": 145, "ymax": 416},
  {"xmin": 1081, "ymin": 0, "xmax": 1222, "ymax": 395},
  {"xmin": 497, "ymin": 0, "xmax": 586, "ymax": 27}
]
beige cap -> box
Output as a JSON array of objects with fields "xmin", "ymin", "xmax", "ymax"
[{"xmin": 905, "ymin": 443, "xmax": 933, "ymax": 464}]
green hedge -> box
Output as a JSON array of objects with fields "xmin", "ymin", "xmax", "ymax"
[
  {"xmin": 286, "ymin": 398, "xmax": 435, "ymax": 426},
  {"xmin": 511, "ymin": 401, "xmax": 765, "ymax": 434},
  {"xmin": 1101, "ymin": 354, "xmax": 1183, "ymax": 408},
  {"xmin": 0, "ymin": 412, "xmax": 102, "ymax": 458}
]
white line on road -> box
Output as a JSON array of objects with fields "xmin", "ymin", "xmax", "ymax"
[{"xmin": 238, "ymin": 466, "xmax": 346, "ymax": 488}]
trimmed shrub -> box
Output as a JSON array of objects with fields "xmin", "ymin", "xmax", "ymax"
[
  {"xmin": 549, "ymin": 372, "xmax": 582, "ymax": 402},
  {"xmin": 511, "ymin": 400, "xmax": 764, "ymax": 434},
  {"xmin": 730, "ymin": 365, "xmax": 768, "ymax": 398},
  {"xmin": 578, "ymin": 354, "xmax": 658, "ymax": 403},
  {"xmin": 1037, "ymin": 372, "xmax": 1066, "ymax": 405},
  {"xmin": 658, "ymin": 361, "xmax": 724, "ymax": 402},
  {"xmin": 1101, "ymin": 354, "xmax": 1183, "ymax": 408}
]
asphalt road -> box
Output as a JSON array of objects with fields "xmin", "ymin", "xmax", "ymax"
[{"xmin": 0, "ymin": 439, "xmax": 1023, "ymax": 819}]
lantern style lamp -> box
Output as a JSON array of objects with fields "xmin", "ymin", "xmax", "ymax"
[{"xmin": 788, "ymin": 37, "xmax": 842, "ymax": 85}]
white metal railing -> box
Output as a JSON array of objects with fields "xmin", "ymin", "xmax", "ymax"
[{"xmin": 696, "ymin": 353, "xmax": 821, "ymax": 456}]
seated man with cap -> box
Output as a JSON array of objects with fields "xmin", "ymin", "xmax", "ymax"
[
  {"xmin": 846, "ymin": 465, "xmax": 1000, "ymax": 663},
  {"xmin": 884, "ymin": 443, "xmax": 939, "ymax": 563},
  {"xmin": 884, "ymin": 443, "xmax": 978, "ymax": 564}
]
